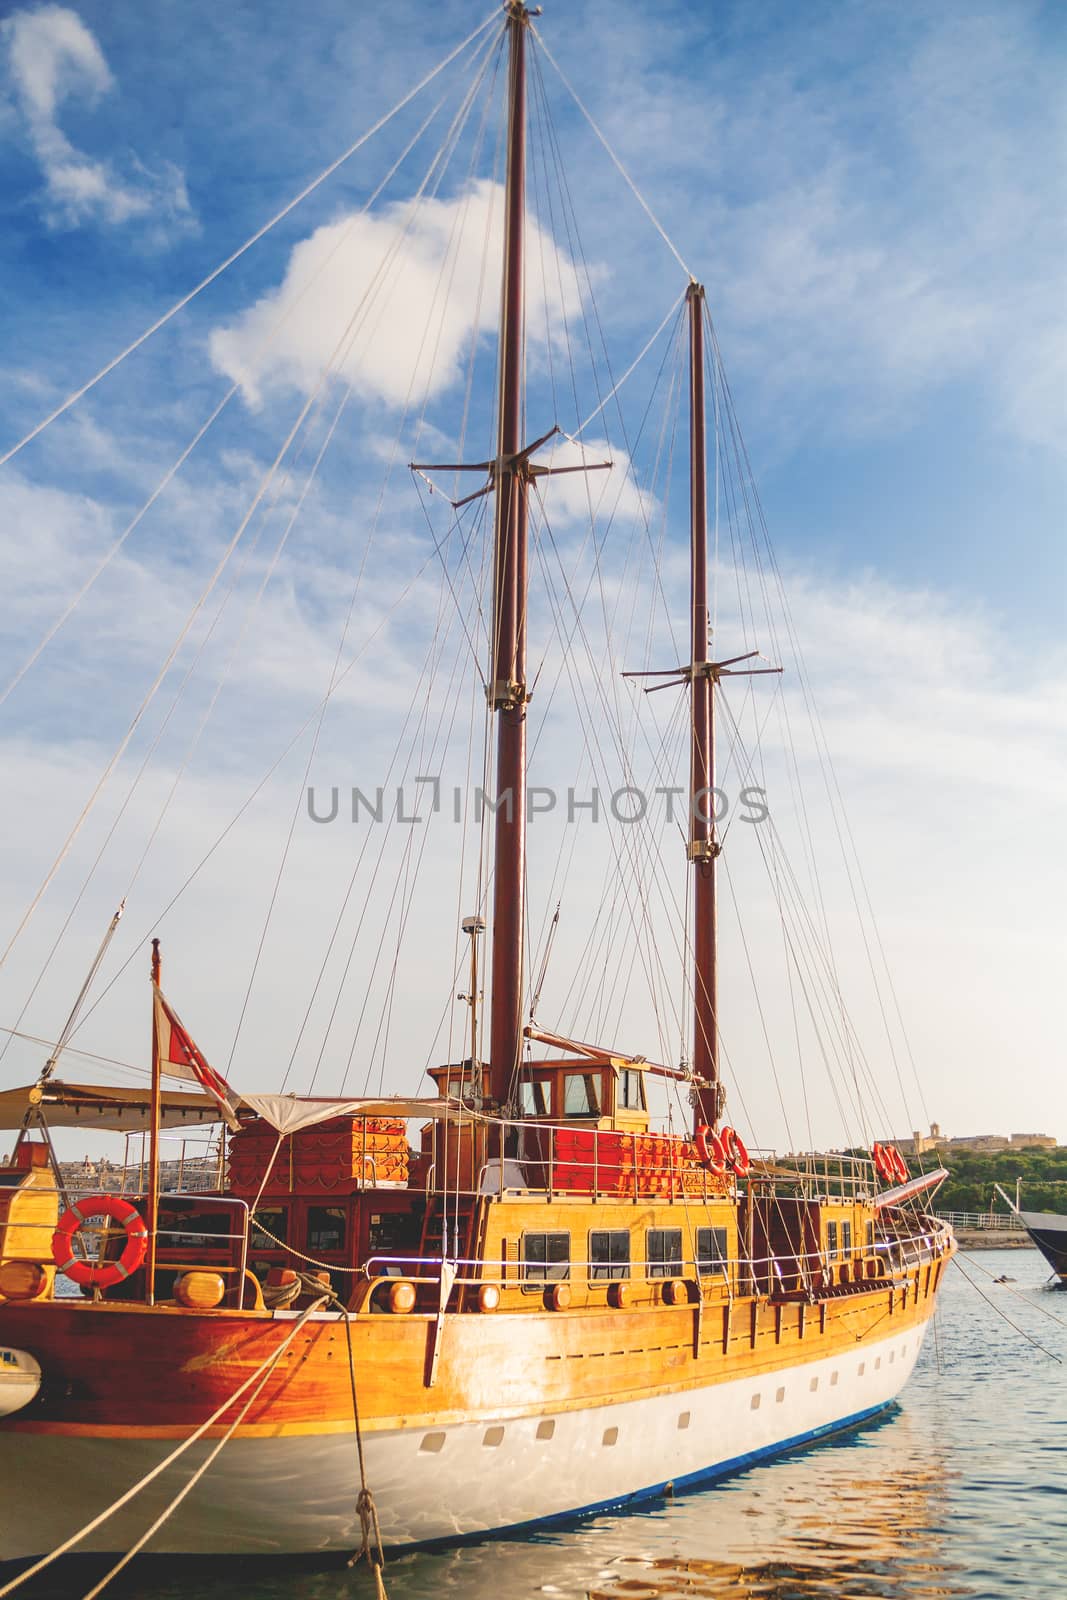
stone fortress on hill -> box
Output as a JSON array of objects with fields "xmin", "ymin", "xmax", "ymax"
[{"xmin": 894, "ymin": 1125, "xmax": 1058, "ymax": 1157}]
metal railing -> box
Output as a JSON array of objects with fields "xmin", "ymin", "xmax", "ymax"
[
  {"xmin": 935, "ymin": 1210, "xmax": 1024, "ymax": 1231},
  {"xmin": 361, "ymin": 1217, "xmax": 951, "ymax": 1303}
]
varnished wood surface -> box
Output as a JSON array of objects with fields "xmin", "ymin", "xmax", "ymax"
[{"xmin": 0, "ymin": 1249, "xmax": 949, "ymax": 1440}]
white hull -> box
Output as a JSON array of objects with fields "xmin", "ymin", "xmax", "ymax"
[{"xmin": 0, "ymin": 1322, "xmax": 926, "ymax": 1560}]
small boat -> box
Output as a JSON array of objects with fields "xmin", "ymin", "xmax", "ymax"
[
  {"xmin": 0, "ymin": 2, "xmax": 956, "ymax": 1570},
  {"xmin": 995, "ymin": 1185, "xmax": 1067, "ymax": 1282}
]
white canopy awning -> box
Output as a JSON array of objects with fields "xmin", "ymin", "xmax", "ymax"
[
  {"xmin": 240, "ymin": 1093, "xmax": 484, "ymax": 1136},
  {"xmin": 0, "ymin": 1083, "xmax": 486, "ymax": 1137}
]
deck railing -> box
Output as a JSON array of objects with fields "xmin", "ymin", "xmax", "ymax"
[{"xmin": 934, "ymin": 1210, "xmax": 1024, "ymax": 1231}]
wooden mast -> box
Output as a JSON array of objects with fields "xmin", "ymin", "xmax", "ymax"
[
  {"xmin": 687, "ymin": 282, "xmax": 721, "ymax": 1131},
  {"xmin": 488, "ymin": 3, "xmax": 530, "ymax": 1109}
]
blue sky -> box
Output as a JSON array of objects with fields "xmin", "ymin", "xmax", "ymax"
[{"xmin": 0, "ymin": 0, "xmax": 1063, "ymax": 1152}]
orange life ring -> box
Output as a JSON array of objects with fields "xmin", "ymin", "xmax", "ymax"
[
  {"xmin": 694, "ymin": 1123, "xmax": 726, "ymax": 1174},
  {"xmin": 890, "ymin": 1145, "xmax": 909, "ymax": 1184},
  {"xmin": 720, "ymin": 1125, "xmax": 751, "ymax": 1177},
  {"xmin": 51, "ymin": 1195, "xmax": 147, "ymax": 1290},
  {"xmin": 872, "ymin": 1143, "xmax": 895, "ymax": 1183}
]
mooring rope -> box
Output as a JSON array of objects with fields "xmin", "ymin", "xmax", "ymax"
[
  {"xmin": 950, "ymin": 1255, "xmax": 1063, "ymax": 1363},
  {"xmin": 0, "ymin": 1297, "xmax": 328, "ymax": 1599},
  {"xmin": 296, "ymin": 1273, "xmax": 389, "ymax": 1597}
]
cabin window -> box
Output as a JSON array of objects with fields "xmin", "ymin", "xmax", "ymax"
[
  {"xmin": 307, "ymin": 1206, "xmax": 346, "ymax": 1253},
  {"xmin": 618, "ymin": 1070, "xmax": 645, "ymax": 1110},
  {"xmin": 841, "ymin": 1221, "xmax": 853, "ymax": 1256},
  {"xmin": 646, "ymin": 1228, "xmax": 683, "ymax": 1278},
  {"xmin": 589, "ymin": 1229, "xmax": 630, "ymax": 1280},
  {"xmin": 563, "ymin": 1073, "xmax": 601, "ymax": 1117},
  {"xmin": 865, "ymin": 1220, "xmax": 874, "ymax": 1249},
  {"xmin": 249, "ymin": 1206, "xmax": 288, "ymax": 1252},
  {"xmin": 158, "ymin": 1206, "xmax": 229, "ymax": 1253},
  {"xmin": 368, "ymin": 1211, "xmax": 408, "ymax": 1258},
  {"xmin": 696, "ymin": 1226, "xmax": 729, "ymax": 1275},
  {"xmin": 522, "ymin": 1231, "xmax": 570, "ymax": 1285},
  {"xmin": 826, "ymin": 1221, "xmax": 839, "ymax": 1261},
  {"xmin": 519, "ymin": 1079, "xmax": 549, "ymax": 1117}
]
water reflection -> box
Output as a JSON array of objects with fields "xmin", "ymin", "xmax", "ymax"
[{"xmin": 384, "ymin": 1409, "xmax": 970, "ymax": 1600}]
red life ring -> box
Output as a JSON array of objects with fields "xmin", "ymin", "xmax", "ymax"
[
  {"xmin": 872, "ymin": 1143, "xmax": 895, "ymax": 1183},
  {"xmin": 720, "ymin": 1126, "xmax": 751, "ymax": 1177},
  {"xmin": 52, "ymin": 1195, "xmax": 148, "ymax": 1290},
  {"xmin": 694, "ymin": 1123, "xmax": 726, "ymax": 1174},
  {"xmin": 890, "ymin": 1145, "xmax": 909, "ymax": 1184}
]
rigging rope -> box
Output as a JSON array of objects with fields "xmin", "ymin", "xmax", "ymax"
[{"xmin": 530, "ymin": 25, "xmax": 691, "ymax": 282}]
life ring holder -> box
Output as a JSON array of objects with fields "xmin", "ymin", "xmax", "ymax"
[{"xmin": 51, "ymin": 1195, "xmax": 148, "ymax": 1291}]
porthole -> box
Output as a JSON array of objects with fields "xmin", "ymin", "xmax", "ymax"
[
  {"xmin": 857, "ymin": 1362, "xmax": 866, "ymax": 1376},
  {"xmin": 482, "ymin": 1426, "xmax": 505, "ymax": 1447},
  {"xmin": 875, "ymin": 1356, "xmax": 881, "ymax": 1370},
  {"xmin": 602, "ymin": 1426, "xmax": 619, "ymax": 1447},
  {"xmin": 536, "ymin": 1419, "xmax": 555, "ymax": 1440},
  {"xmin": 809, "ymin": 1376, "xmax": 819, "ymax": 1393},
  {"xmin": 677, "ymin": 1411, "xmax": 691, "ymax": 1430},
  {"xmin": 750, "ymin": 1393, "xmax": 761, "ymax": 1411},
  {"xmin": 420, "ymin": 1432, "xmax": 446, "ymax": 1454},
  {"xmin": 776, "ymin": 1387, "xmax": 786, "ymax": 1403},
  {"xmin": 830, "ymin": 1371, "xmax": 839, "ymax": 1386}
]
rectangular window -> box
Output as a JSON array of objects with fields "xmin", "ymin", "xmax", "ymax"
[
  {"xmin": 826, "ymin": 1221, "xmax": 839, "ymax": 1261},
  {"xmin": 841, "ymin": 1220, "xmax": 853, "ymax": 1256},
  {"xmin": 249, "ymin": 1206, "xmax": 288, "ymax": 1252},
  {"xmin": 306, "ymin": 1206, "xmax": 346, "ymax": 1253},
  {"xmin": 563, "ymin": 1073, "xmax": 601, "ymax": 1117},
  {"xmin": 619, "ymin": 1070, "xmax": 645, "ymax": 1110},
  {"xmin": 646, "ymin": 1228, "xmax": 683, "ymax": 1278},
  {"xmin": 519, "ymin": 1079, "xmax": 549, "ymax": 1116},
  {"xmin": 589, "ymin": 1229, "xmax": 630, "ymax": 1280},
  {"xmin": 522, "ymin": 1231, "xmax": 570, "ymax": 1285},
  {"xmin": 865, "ymin": 1220, "xmax": 874, "ymax": 1249},
  {"xmin": 696, "ymin": 1226, "xmax": 729, "ymax": 1276}
]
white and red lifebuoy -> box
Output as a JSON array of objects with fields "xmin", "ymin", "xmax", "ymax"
[
  {"xmin": 51, "ymin": 1195, "xmax": 147, "ymax": 1290},
  {"xmin": 872, "ymin": 1143, "xmax": 895, "ymax": 1182},
  {"xmin": 696, "ymin": 1123, "xmax": 750, "ymax": 1177},
  {"xmin": 872, "ymin": 1143, "xmax": 908, "ymax": 1185},
  {"xmin": 695, "ymin": 1123, "xmax": 726, "ymax": 1174},
  {"xmin": 720, "ymin": 1125, "xmax": 751, "ymax": 1177}
]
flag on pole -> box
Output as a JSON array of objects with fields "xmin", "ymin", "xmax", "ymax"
[{"xmin": 152, "ymin": 984, "xmax": 241, "ymax": 1131}]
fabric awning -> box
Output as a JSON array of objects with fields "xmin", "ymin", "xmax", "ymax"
[
  {"xmin": 240, "ymin": 1093, "xmax": 485, "ymax": 1135},
  {"xmin": 0, "ymin": 1080, "xmax": 220, "ymax": 1132},
  {"xmin": 0, "ymin": 1082, "xmax": 486, "ymax": 1136}
]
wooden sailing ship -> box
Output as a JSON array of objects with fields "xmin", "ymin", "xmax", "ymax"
[{"xmin": 0, "ymin": 3, "xmax": 955, "ymax": 1568}]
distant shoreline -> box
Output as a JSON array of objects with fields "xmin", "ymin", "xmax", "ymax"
[{"xmin": 955, "ymin": 1231, "xmax": 1035, "ymax": 1250}]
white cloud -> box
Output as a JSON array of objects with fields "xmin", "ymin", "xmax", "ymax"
[
  {"xmin": 535, "ymin": 434, "xmax": 656, "ymax": 530},
  {"xmin": 2, "ymin": 4, "xmax": 194, "ymax": 232},
  {"xmin": 209, "ymin": 179, "xmax": 587, "ymax": 410}
]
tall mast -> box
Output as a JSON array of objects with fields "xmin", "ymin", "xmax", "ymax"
[
  {"xmin": 488, "ymin": 2, "xmax": 530, "ymax": 1108},
  {"xmin": 687, "ymin": 282, "xmax": 721, "ymax": 1131}
]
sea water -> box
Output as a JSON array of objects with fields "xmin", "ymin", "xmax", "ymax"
[{"xmin": 22, "ymin": 1248, "xmax": 1067, "ymax": 1599}]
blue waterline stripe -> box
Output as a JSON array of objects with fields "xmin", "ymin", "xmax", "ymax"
[{"xmin": 408, "ymin": 1397, "xmax": 896, "ymax": 1552}]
